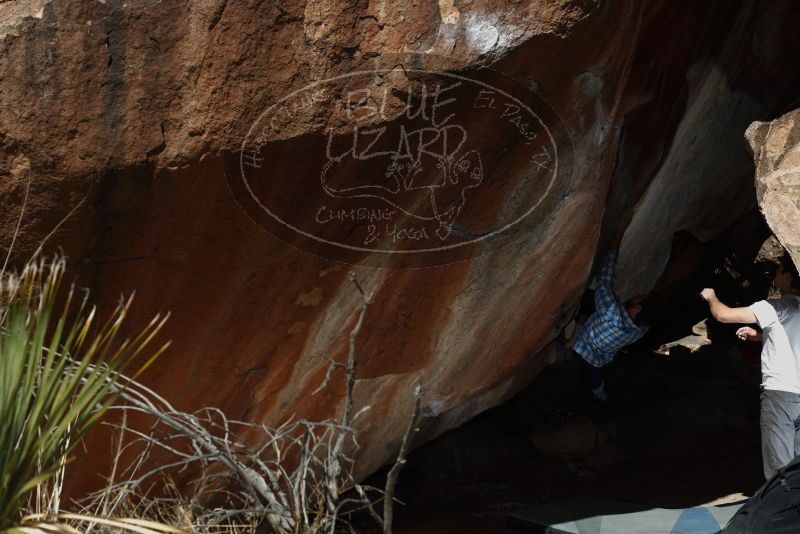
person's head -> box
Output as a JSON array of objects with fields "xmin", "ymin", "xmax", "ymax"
[
  {"xmin": 775, "ymin": 254, "xmax": 800, "ymax": 294},
  {"xmin": 625, "ymin": 292, "xmax": 664, "ymax": 327}
]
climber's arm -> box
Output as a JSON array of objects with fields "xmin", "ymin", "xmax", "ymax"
[{"xmin": 594, "ymin": 251, "xmax": 619, "ymax": 311}]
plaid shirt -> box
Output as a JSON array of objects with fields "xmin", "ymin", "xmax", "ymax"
[{"xmin": 573, "ymin": 251, "xmax": 649, "ymax": 367}]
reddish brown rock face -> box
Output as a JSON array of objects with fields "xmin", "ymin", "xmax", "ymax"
[{"xmin": 1, "ymin": 0, "xmax": 800, "ymax": 493}]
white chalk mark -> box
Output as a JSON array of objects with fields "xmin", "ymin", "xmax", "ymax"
[
  {"xmin": 461, "ymin": 11, "xmax": 524, "ymax": 57},
  {"xmin": 464, "ymin": 13, "xmax": 500, "ymax": 55}
]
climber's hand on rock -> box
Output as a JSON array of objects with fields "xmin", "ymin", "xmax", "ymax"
[
  {"xmin": 700, "ymin": 288, "xmax": 717, "ymax": 302},
  {"xmin": 736, "ymin": 326, "xmax": 759, "ymax": 341}
]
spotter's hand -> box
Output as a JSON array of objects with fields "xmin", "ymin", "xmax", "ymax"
[{"xmin": 736, "ymin": 326, "xmax": 759, "ymax": 341}]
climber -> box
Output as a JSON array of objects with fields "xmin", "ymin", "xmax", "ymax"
[
  {"xmin": 701, "ymin": 253, "xmax": 800, "ymax": 479},
  {"xmin": 570, "ymin": 223, "xmax": 665, "ymax": 402}
]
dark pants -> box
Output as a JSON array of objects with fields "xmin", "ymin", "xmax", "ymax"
[
  {"xmin": 571, "ymin": 350, "xmax": 604, "ymax": 393},
  {"xmin": 760, "ymin": 389, "xmax": 800, "ymax": 479},
  {"xmin": 575, "ymin": 289, "xmax": 596, "ymax": 324}
]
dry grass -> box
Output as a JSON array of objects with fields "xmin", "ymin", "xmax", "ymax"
[{"xmin": 73, "ymin": 273, "xmax": 423, "ymax": 534}]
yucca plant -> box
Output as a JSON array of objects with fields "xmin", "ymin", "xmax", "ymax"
[{"xmin": 0, "ymin": 257, "xmax": 169, "ymax": 532}]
